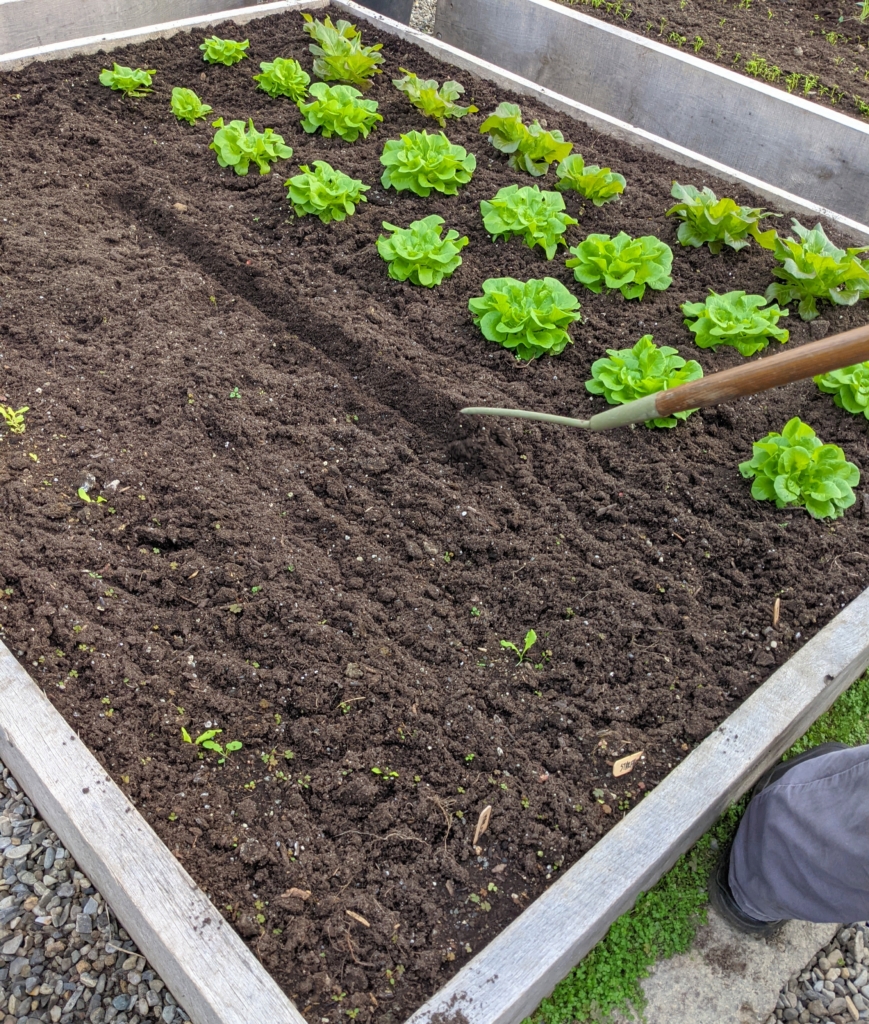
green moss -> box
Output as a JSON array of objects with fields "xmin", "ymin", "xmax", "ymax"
[{"xmin": 526, "ymin": 670, "xmax": 869, "ymax": 1024}]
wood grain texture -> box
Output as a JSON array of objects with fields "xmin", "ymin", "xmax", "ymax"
[
  {"xmin": 433, "ymin": 0, "xmax": 869, "ymax": 228},
  {"xmin": 406, "ymin": 587, "xmax": 869, "ymax": 1024},
  {"xmin": 656, "ymin": 323, "xmax": 869, "ymax": 417},
  {"xmin": 0, "ymin": 641, "xmax": 306, "ymax": 1024}
]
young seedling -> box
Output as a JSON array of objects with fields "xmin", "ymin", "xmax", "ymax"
[
  {"xmin": 555, "ymin": 154, "xmax": 625, "ymax": 206},
  {"xmin": 814, "ymin": 362, "xmax": 869, "ymax": 418},
  {"xmin": 566, "ymin": 232, "xmax": 673, "ymax": 300},
  {"xmin": 181, "ymin": 727, "xmax": 243, "ymax": 764},
  {"xmin": 77, "ymin": 488, "xmax": 107, "ymax": 505},
  {"xmin": 99, "ymin": 64, "xmax": 156, "ymax": 97},
  {"xmin": 0, "ymin": 405, "xmax": 28, "ymax": 434},
  {"xmin": 380, "ymin": 130, "xmax": 476, "ymax": 197},
  {"xmin": 392, "ymin": 69, "xmax": 478, "ymax": 126},
  {"xmin": 371, "ymin": 766, "xmax": 399, "ymax": 779},
  {"xmin": 199, "ymin": 37, "xmax": 249, "ymax": 66},
  {"xmin": 301, "ymin": 13, "xmax": 383, "ymax": 90},
  {"xmin": 469, "ymin": 277, "xmax": 582, "ymax": 360},
  {"xmin": 479, "ymin": 102, "xmax": 572, "ymax": 176},
  {"xmin": 298, "ymin": 83, "xmax": 383, "ymax": 142},
  {"xmin": 284, "ymin": 161, "xmax": 370, "ymax": 223},
  {"xmin": 681, "ymin": 291, "xmax": 789, "ymax": 356},
  {"xmin": 253, "ymin": 57, "xmax": 310, "ymax": 101},
  {"xmin": 500, "ymin": 629, "xmax": 538, "ymax": 663},
  {"xmin": 480, "ymin": 184, "xmax": 578, "ymax": 260},
  {"xmin": 376, "ymin": 215, "xmax": 469, "ymax": 287},
  {"xmin": 209, "ymin": 118, "xmax": 292, "ymax": 176},
  {"xmin": 170, "ymin": 87, "xmax": 212, "ymax": 125},
  {"xmin": 666, "ymin": 183, "xmax": 779, "ymax": 253}
]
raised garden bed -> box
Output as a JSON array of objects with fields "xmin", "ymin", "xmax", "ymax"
[{"xmin": 2, "ymin": 3, "xmax": 869, "ymax": 1022}]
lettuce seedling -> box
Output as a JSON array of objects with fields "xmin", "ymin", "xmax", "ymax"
[
  {"xmin": 501, "ymin": 629, "xmax": 537, "ymax": 664},
  {"xmin": 170, "ymin": 87, "xmax": 212, "ymax": 125},
  {"xmin": 666, "ymin": 183, "xmax": 779, "ymax": 253},
  {"xmin": 681, "ymin": 290, "xmax": 789, "ymax": 356},
  {"xmin": 285, "ymin": 161, "xmax": 370, "ymax": 223},
  {"xmin": 99, "ymin": 64, "xmax": 156, "ymax": 98},
  {"xmin": 468, "ymin": 277, "xmax": 582, "ymax": 360},
  {"xmin": 302, "ymin": 13, "xmax": 383, "ymax": 90},
  {"xmin": 380, "ymin": 130, "xmax": 476, "ymax": 197},
  {"xmin": 0, "ymin": 405, "xmax": 28, "ymax": 435},
  {"xmin": 739, "ymin": 417, "xmax": 860, "ymax": 519},
  {"xmin": 253, "ymin": 57, "xmax": 310, "ymax": 101},
  {"xmin": 182, "ymin": 727, "xmax": 243, "ymax": 764},
  {"xmin": 586, "ymin": 335, "xmax": 703, "ymax": 428},
  {"xmin": 199, "ymin": 36, "xmax": 249, "ymax": 66},
  {"xmin": 392, "ymin": 68, "xmax": 478, "ymax": 126},
  {"xmin": 815, "ymin": 362, "xmax": 869, "ymax": 419},
  {"xmin": 765, "ymin": 220, "xmax": 869, "ymax": 321},
  {"xmin": 479, "ymin": 102, "xmax": 573, "ymax": 176},
  {"xmin": 299, "ymin": 83, "xmax": 383, "ymax": 142},
  {"xmin": 209, "ymin": 118, "xmax": 292, "ymax": 176},
  {"xmin": 566, "ymin": 232, "xmax": 673, "ymax": 300},
  {"xmin": 555, "ymin": 153, "xmax": 625, "ymax": 206},
  {"xmin": 481, "ymin": 184, "xmax": 577, "ymax": 260},
  {"xmin": 377, "ymin": 215, "xmax": 469, "ymax": 287}
]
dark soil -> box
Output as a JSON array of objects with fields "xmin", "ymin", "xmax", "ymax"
[
  {"xmin": 555, "ymin": 0, "xmax": 869, "ymax": 121},
  {"xmin": 1, "ymin": 9, "xmax": 868, "ymax": 1020}
]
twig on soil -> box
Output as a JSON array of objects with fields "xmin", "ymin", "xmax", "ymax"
[
  {"xmin": 334, "ymin": 829, "xmax": 427, "ymax": 844},
  {"xmin": 431, "ymin": 794, "xmax": 454, "ymax": 855}
]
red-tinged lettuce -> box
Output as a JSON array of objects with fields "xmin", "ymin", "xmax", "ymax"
[
  {"xmin": 480, "ymin": 184, "xmax": 577, "ymax": 260},
  {"xmin": 586, "ymin": 335, "xmax": 702, "ymax": 428},
  {"xmin": 209, "ymin": 118, "xmax": 292, "ymax": 176},
  {"xmin": 814, "ymin": 362, "xmax": 869, "ymax": 419},
  {"xmin": 253, "ymin": 57, "xmax": 310, "ymax": 101},
  {"xmin": 479, "ymin": 102, "xmax": 572, "ymax": 176},
  {"xmin": 301, "ymin": 13, "xmax": 383, "ymax": 90},
  {"xmin": 99, "ymin": 64, "xmax": 155, "ymax": 98},
  {"xmin": 566, "ymin": 232, "xmax": 673, "ymax": 300},
  {"xmin": 681, "ymin": 290, "xmax": 789, "ymax": 357},
  {"xmin": 299, "ymin": 83, "xmax": 382, "ymax": 142},
  {"xmin": 666, "ymin": 183, "xmax": 779, "ymax": 253},
  {"xmin": 199, "ymin": 37, "xmax": 249, "ymax": 66},
  {"xmin": 170, "ymin": 87, "xmax": 212, "ymax": 125},
  {"xmin": 377, "ymin": 215, "xmax": 469, "ymax": 287},
  {"xmin": 380, "ymin": 130, "xmax": 476, "ymax": 197},
  {"xmin": 555, "ymin": 154, "xmax": 625, "ymax": 206},
  {"xmin": 739, "ymin": 417, "xmax": 860, "ymax": 519},
  {"xmin": 285, "ymin": 161, "xmax": 369, "ymax": 223},
  {"xmin": 392, "ymin": 69, "xmax": 478, "ymax": 127},
  {"xmin": 468, "ymin": 277, "xmax": 582, "ymax": 360},
  {"xmin": 765, "ymin": 220, "xmax": 869, "ymax": 321}
]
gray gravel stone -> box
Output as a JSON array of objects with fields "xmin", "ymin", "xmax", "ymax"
[{"xmin": 0, "ymin": 760, "xmax": 191, "ymax": 1024}]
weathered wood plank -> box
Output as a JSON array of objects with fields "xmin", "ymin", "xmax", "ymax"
[
  {"xmin": 405, "ymin": 586, "xmax": 869, "ymax": 1024},
  {"xmin": 433, "ymin": 0, "xmax": 869, "ymax": 228},
  {"xmin": 0, "ymin": 641, "xmax": 307, "ymax": 1024}
]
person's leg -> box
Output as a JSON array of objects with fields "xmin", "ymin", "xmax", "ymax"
[{"xmin": 725, "ymin": 744, "xmax": 869, "ymax": 926}]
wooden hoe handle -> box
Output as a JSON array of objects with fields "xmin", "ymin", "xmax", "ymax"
[{"xmin": 657, "ymin": 323, "xmax": 869, "ymax": 417}]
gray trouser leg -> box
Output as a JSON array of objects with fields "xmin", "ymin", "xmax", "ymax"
[{"xmin": 729, "ymin": 744, "xmax": 869, "ymax": 923}]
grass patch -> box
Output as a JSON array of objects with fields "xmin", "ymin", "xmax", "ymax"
[{"xmin": 525, "ymin": 670, "xmax": 869, "ymax": 1024}]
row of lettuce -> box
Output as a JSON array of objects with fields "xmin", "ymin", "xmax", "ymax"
[{"xmin": 94, "ymin": 14, "xmax": 869, "ymax": 523}]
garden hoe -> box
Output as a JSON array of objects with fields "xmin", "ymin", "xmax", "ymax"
[{"xmin": 460, "ymin": 322, "xmax": 869, "ymax": 430}]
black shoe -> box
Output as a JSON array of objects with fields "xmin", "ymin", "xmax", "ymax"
[
  {"xmin": 708, "ymin": 844, "xmax": 787, "ymax": 938},
  {"xmin": 751, "ymin": 741, "xmax": 850, "ymax": 799}
]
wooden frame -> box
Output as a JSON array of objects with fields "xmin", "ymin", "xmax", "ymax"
[
  {"xmin": 2, "ymin": 4, "xmax": 869, "ymax": 1023},
  {"xmin": 432, "ymin": 0, "xmax": 869, "ymax": 229}
]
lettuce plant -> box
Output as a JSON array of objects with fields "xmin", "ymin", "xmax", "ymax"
[
  {"xmin": 253, "ymin": 57, "xmax": 310, "ymax": 101},
  {"xmin": 681, "ymin": 290, "xmax": 789, "ymax": 356},
  {"xmin": 199, "ymin": 37, "xmax": 249, "ymax": 66},
  {"xmin": 479, "ymin": 102, "xmax": 572, "ymax": 176},
  {"xmin": 566, "ymin": 232, "xmax": 673, "ymax": 300},
  {"xmin": 765, "ymin": 220, "xmax": 869, "ymax": 321},
  {"xmin": 380, "ymin": 130, "xmax": 476, "ymax": 197},
  {"xmin": 209, "ymin": 118, "xmax": 292, "ymax": 176},
  {"xmin": 377, "ymin": 215, "xmax": 469, "ymax": 287},
  {"xmin": 555, "ymin": 154, "xmax": 625, "ymax": 206},
  {"xmin": 739, "ymin": 417, "xmax": 860, "ymax": 519},
  {"xmin": 170, "ymin": 87, "xmax": 212, "ymax": 124},
  {"xmin": 586, "ymin": 335, "xmax": 702, "ymax": 428},
  {"xmin": 299, "ymin": 83, "xmax": 382, "ymax": 142},
  {"xmin": 302, "ymin": 13, "xmax": 383, "ymax": 90},
  {"xmin": 99, "ymin": 64, "xmax": 156, "ymax": 97},
  {"xmin": 666, "ymin": 183, "xmax": 779, "ymax": 253},
  {"xmin": 392, "ymin": 69, "xmax": 478, "ymax": 126},
  {"xmin": 468, "ymin": 277, "xmax": 582, "ymax": 360},
  {"xmin": 285, "ymin": 161, "xmax": 370, "ymax": 223},
  {"xmin": 480, "ymin": 184, "xmax": 577, "ymax": 260},
  {"xmin": 814, "ymin": 362, "xmax": 869, "ymax": 419}
]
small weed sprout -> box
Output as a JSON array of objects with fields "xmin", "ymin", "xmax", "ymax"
[
  {"xmin": 500, "ymin": 629, "xmax": 538, "ymax": 663},
  {"xmin": 371, "ymin": 766, "xmax": 399, "ymax": 779},
  {"xmin": 181, "ymin": 727, "xmax": 242, "ymax": 764},
  {"xmin": 0, "ymin": 405, "xmax": 28, "ymax": 435}
]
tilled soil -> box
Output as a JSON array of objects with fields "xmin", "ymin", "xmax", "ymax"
[
  {"xmin": 1, "ymin": 9, "xmax": 868, "ymax": 1020},
  {"xmin": 554, "ymin": 0, "xmax": 869, "ymax": 120}
]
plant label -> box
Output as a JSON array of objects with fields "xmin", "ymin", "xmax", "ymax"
[{"xmin": 613, "ymin": 751, "xmax": 644, "ymax": 777}]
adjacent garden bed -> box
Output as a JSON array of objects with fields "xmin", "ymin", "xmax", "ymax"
[
  {"xmin": 1, "ymin": 6, "xmax": 869, "ymax": 1021},
  {"xmin": 555, "ymin": 0, "xmax": 869, "ymax": 121}
]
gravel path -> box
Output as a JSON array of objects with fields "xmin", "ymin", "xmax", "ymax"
[
  {"xmin": 0, "ymin": 761, "xmax": 190, "ymax": 1024},
  {"xmin": 409, "ymin": 0, "xmax": 436, "ymax": 34},
  {"xmin": 771, "ymin": 926, "xmax": 869, "ymax": 1024}
]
